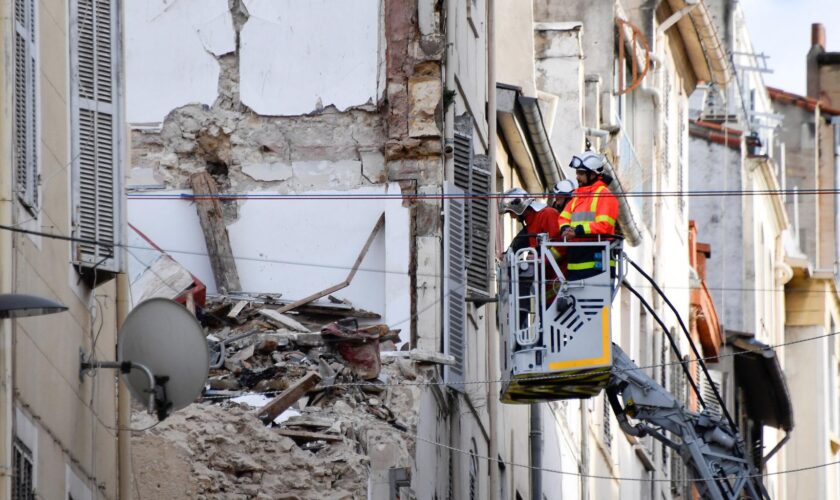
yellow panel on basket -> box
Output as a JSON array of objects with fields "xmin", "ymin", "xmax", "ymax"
[{"xmin": 548, "ymin": 306, "xmax": 611, "ymax": 370}]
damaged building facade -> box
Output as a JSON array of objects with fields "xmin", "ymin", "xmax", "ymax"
[
  {"xmin": 126, "ymin": 0, "xmax": 494, "ymax": 498},
  {"xmin": 123, "ymin": 1, "xmax": 808, "ymax": 500}
]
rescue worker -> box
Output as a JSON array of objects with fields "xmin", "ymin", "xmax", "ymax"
[
  {"xmin": 549, "ymin": 178, "xmax": 577, "ymax": 212},
  {"xmin": 500, "ymin": 187, "xmax": 562, "ymax": 332},
  {"xmin": 558, "ymin": 151, "xmax": 619, "ymax": 280},
  {"xmin": 499, "ymin": 187, "xmax": 561, "ymax": 252}
]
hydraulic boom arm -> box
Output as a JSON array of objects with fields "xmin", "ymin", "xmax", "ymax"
[{"xmin": 606, "ymin": 345, "xmax": 770, "ymax": 500}]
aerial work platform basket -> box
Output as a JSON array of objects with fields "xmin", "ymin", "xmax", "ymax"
[{"xmin": 499, "ymin": 235, "xmax": 623, "ymax": 403}]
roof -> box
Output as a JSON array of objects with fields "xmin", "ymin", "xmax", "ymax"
[
  {"xmin": 688, "ymin": 120, "xmax": 761, "ymax": 151},
  {"xmin": 767, "ymin": 86, "xmax": 840, "ymax": 117},
  {"xmin": 728, "ymin": 334, "xmax": 794, "ymax": 431}
]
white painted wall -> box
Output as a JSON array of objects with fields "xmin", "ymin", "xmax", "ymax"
[
  {"xmin": 125, "ymin": 0, "xmax": 235, "ymax": 125},
  {"xmin": 127, "ymin": 184, "xmax": 410, "ymax": 330},
  {"xmin": 240, "ymin": 0, "xmax": 381, "ymax": 115}
]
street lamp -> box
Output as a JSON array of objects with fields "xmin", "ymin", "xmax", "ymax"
[{"xmin": 0, "ymin": 294, "xmax": 67, "ymax": 319}]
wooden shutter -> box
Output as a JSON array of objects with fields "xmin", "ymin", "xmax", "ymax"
[
  {"xmin": 444, "ymin": 183, "xmax": 467, "ymax": 388},
  {"xmin": 468, "ymin": 155, "xmax": 492, "ymax": 294},
  {"xmin": 453, "ymin": 126, "xmax": 492, "ymax": 295},
  {"xmin": 701, "ymin": 369, "xmax": 726, "ymax": 417},
  {"xmin": 14, "ymin": 0, "xmax": 38, "ymax": 211},
  {"xmin": 71, "ymin": 0, "xmax": 122, "ymax": 280}
]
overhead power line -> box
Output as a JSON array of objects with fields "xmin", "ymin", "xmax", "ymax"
[{"xmin": 125, "ymin": 186, "xmax": 840, "ymax": 200}]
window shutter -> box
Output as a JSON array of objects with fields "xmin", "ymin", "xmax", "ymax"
[
  {"xmin": 453, "ymin": 125, "xmax": 492, "ymax": 295},
  {"xmin": 71, "ymin": 0, "xmax": 122, "ymax": 282},
  {"xmin": 444, "ymin": 183, "xmax": 467, "ymax": 389},
  {"xmin": 701, "ymin": 370, "xmax": 726, "ymax": 417},
  {"xmin": 468, "ymin": 155, "xmax": 492, "ymax": 294},
  {"xmin": 14, "ymin": 0, "xmax": 38, "ymax": 212},
  {"xmin": 602, "ymin": 393, "xmax": 612, "ymax": 449}
]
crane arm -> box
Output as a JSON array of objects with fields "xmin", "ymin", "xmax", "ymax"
[{"xmin": 606, "ymin": 345, "xmax": 770, "ymax": 500}]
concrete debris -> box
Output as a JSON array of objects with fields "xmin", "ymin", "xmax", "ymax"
[{"xmin": 132, "ymin": 294, "xmax": 420, "ymax": 499}]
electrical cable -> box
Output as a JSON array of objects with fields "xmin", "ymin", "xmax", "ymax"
[
  {"xmin": 200, "ymin": 328, "xmax": 840, "ymax": 396},
  {"xmin": 1, "ymin": 222, "xmax": 834, "ymax": 296},
  {"xmin": 617, "ymin": 280, "xmax": 705, "ymax": 407},
  {"xmin": 396, "ymin": 424, "xmax": 840, "ymax": 482},
  {"xmin": 626, "ymin": 255, "xmax": 737, "ymax": 430},
  {"xmin": 124, "ymin": 186, "xmax": 840, "ymax": 200}
]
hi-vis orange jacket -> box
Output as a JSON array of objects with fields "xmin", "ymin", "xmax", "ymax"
[{"xmin": 558, "ymin": 180, "xmax": 618, "ymax": 235}]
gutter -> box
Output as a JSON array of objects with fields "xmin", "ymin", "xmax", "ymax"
[
  {"xmin": 519, "ymin": 96, "xmax": 563, "ymax": 188},
  {"xmin": 496, "ymin": 84, "xmax": 562, "ymax": 192}
]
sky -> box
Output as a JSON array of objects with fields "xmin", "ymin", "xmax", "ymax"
[{"xmin": 741, "ymin": 0, "xmax": 840, "ymax": 95}]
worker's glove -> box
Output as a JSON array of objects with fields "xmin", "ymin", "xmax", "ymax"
[{"xmin": 574, "ymin": 225, "xmax": 586, "ymax": 236}]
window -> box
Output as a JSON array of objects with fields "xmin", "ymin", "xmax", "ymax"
[
  {"xmin": 12, "ymin": 438, "xmax": 34, "ymax": 500},
  {"xmin": 70, "ymin": 0, "xmax": 123, "ymax": 286},
  {"xmin": 469, "ymin": 440, "xmax": 479, "ymax": 500},
  {"xmin": 454, "ymin": 117, "xmax": 492, "ymax": 296},
  {"xmin": 14, "ymin": 0, "xmax": 39, "ymax": 213}
]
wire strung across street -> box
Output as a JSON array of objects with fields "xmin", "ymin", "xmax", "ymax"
[
  {"xmin": 199, "ymin": 329, "xmax": 840, "ymax": 395},
  {"xmin": 0, "ymin": 223, "xmax": 831, "ymax": 295},
  {"xmin": 9, "ymin": 220, "xmax": 834, "ymax": 478},
  {"xmin": 125, "ymin": 186, "xmax": 840, "ymax": 200},
  {"xmin": 399, "ymin": 425, "xmax": 840, "ymax": 483}
]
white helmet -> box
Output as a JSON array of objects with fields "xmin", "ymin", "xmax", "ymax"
[
  {"xmin": 551, "ymin": 178, "xmax": 578, "ymax": 196},
  {"xmin": 499, "ymin": 187, "xmax": 546, "ymax": 216},
  {"xmin": 569, "ymin": 151, "xmax": 606, "ymax": 174}
]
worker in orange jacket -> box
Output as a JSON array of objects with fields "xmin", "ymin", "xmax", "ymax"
[
  {"xmin": 500, "ymin": 187, "xmax": 562, "ymax": 331},
  {"xmin": 558, "ymin": 151, "xmax": 619, "ymax": 280},
  {"xmin": 500, "ymin": 187, "xmax": 561, "ymax": 252}
]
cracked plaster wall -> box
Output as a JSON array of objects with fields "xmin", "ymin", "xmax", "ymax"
[{"xmin": 127, "ymin": 0, "xmax": 444, "ymax": 337}]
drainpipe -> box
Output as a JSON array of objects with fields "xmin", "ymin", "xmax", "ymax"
[
  {"xmin": 832, "ymin": 117, "xmax": 840, "ymax": 276},
  {"xmin": 117, "ymin": 273, "xmax": 132, "ymax": 499},
  {"xmin": 443, "ymin": 0, "xmax": 457, "ymax": 184},
  {"xmin": 487, "ymin": 1, "xmax": 499, "ymax": 499},
  {"xmin": 530, "ymin": 404, "xmax": 542, "ymax": 500},
  {"xmin": 0, "ymin": 17, "xmax": 14, "ymax": 486}
]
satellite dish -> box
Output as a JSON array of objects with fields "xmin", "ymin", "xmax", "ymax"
[{"xmin": 117, "ymin": 298, "xmax": 208, "ymax": 420}]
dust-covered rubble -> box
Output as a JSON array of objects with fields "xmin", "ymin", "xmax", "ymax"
[{"xmin": 130, "ymin": 295, "xmax": 426, "ymax": 499}]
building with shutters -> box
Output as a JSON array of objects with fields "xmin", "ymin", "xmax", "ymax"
[
  {"xmin": 0, "ymin": 0, "xmax": 125, "ymax": 498},
  {"xmin": 768, "ymin": 23, "xmax": 840, "ymax": 500},
  {"xmin": 122, "ymin": 1, "xmax": 501, "ymax": 498},
  {"xmin": 491, "ymin": 1, "xmax": 738, "ymax": 499}
]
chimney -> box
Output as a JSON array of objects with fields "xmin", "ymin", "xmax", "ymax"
[
  {"xmin": 807, "ymin": 23, "xmax": 826, "ymax": 99},
  {"xmin": 813, "ymin": 23, "xmax": 826, "ymax": 49}
]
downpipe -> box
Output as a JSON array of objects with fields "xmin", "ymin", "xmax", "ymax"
[{"xmin": 530, "ymin": 404, "xmax": 543, "ymax": 500}]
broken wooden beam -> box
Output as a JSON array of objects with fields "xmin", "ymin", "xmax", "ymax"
[
  {"xmin": 274, "ymin": 213, "xmax": 385, "ymax": 314},
  {"xmin": 190, "ymin": 171, "xmax": 241, "ymax": 293},
  {"xmin": 259, "ymin": 308, "xmax": 309, "ymax": 332},
  {"xmin": 274, "ymin": 428, "xmax": 343, "ymax": 443},
  {"xmin": 256, "ymin": 372, "xmax": 321, "ymax": 424}
]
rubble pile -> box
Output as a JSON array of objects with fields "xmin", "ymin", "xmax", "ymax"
[{"xmin": 131, "ymin": 295, "xmax": 422, "ymax": 500}]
